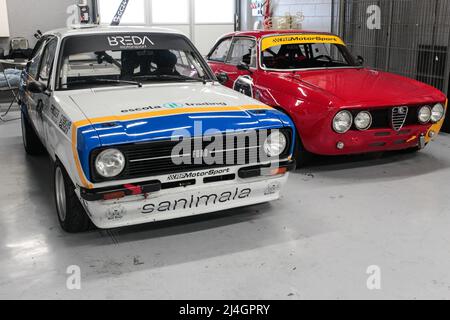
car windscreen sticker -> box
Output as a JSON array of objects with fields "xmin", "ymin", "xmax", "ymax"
[
  {"xmin": 261, "ymin": 34, "xmax": 345, "ymax": 51},
  {"xmin": 62, "ymin": 33, "xmax": 192, "ymax": 56},
  {"xmin": 107, "ymin": 35, "xmax": 154, "ymax": 50}
]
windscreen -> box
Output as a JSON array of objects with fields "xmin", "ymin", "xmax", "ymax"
[
  {"xmin": 57, "ymin": 33, "xmax": 212, "ymax": 90},
  {"xmin": 260, "ymin": 34, "xmax": 357, "ymax": 70}
]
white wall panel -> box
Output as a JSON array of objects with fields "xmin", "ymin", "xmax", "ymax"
[
  {"xmin": 194, "ymin": 24, "xmax": 234, "ymax": 55},
  {"xmin": 0, "ymin": 0, "xmax": 10, "ymax": 37}
]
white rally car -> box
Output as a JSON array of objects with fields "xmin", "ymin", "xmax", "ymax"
[{"xmin": 19, "ymin": 25, "xmax": 296, "ymax": 233}]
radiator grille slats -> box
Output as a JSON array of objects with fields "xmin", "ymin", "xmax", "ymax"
[
  {"xmin": 90, "ymin": 129, "xmax": 292, "ymax": 182},
  {"xmin": 391, "ymin": 106, "xmax": 409, "ymax": 131}
]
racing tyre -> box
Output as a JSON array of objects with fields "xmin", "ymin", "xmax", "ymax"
[
  {"xmin": 21, "ymin": 112, "xmax": 45, "ymax": 155},
  {"xmin": 294, "ymin": 135, "xmax": 313, "ymax": 168},
  {"xmin": 54, "ymin": 161, "xmax": 93, "ymax": 233}
]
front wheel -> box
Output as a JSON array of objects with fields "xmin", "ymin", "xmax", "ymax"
[
  {"xmin": 54, "ymin": 162, "xmax": 93, "ymax": 233},
  {"xmin": 293, "ymin": 132, "xmax": 313, "ymax": 168}
]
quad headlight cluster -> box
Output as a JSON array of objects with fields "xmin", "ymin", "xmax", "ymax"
[
  {"xmin": 264, "ymin": 131, "xmax": 288, "ymax": 157},
  {"xmin": 333, "ymin": 110, "xmax": 372, "ymax": 133},
  {"xmin": 419, "ymin": 103, "xmax": 445, "ymax": 124},
  {"xmin": 95, "ymin": 148, "xmax": 126, "ymax": 178},
  {"xmin": 333, "ymin": 103, "xmax": 445, "ymax": 134}
]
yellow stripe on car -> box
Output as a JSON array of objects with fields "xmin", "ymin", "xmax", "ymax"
[
  {"xmin": 261, "ymin": 34, "xmax": 346, "ymax": 51},
  {"xmin": 74, "ymin": 105, "xmax": 273, "ymax": 128},
  {"xmin": 425, "ymin": 100, "xmax": 448, "ymax": 143}
]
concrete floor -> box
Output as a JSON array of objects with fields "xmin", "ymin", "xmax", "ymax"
[{"xmin": 1, "ymin": 111, "xmax": 450, "ymax": 300}]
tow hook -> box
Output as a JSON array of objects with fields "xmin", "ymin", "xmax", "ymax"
[{"xmin": 419, "ymin": 133, "xmax": 426, "ymax": 149}]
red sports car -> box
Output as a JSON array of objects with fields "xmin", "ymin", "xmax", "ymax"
[{"xmin": 207, "ymin": 30, "xmax": 447, "ymax": 165}]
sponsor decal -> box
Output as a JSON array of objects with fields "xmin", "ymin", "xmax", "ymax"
[
  {"xmin": 261, "ymin": 34, "xmax": 345, "ymax": 51},
  {"xmin": 141, "ymin": 187, "xmax": 252, "ymax": 214},
  {"xmin": 50, "ymin": 105, "xmax": 60, "ymax": 123},
  {"xmin": 167, "ymin": 168, "xmax": 231, "ymax": 181},
  {"xmin": 121, "ymin": 102, "xmax": 228, "ymax": 113},
  {"xmin": 107, "ymin": 35, "xmax": 155, "ymax": 50},
  {"xmin": 58, "ymin": 115, "xmax": 72, "ymax": 135},
  {"xmin": 111, "ymin": 0, "xmax": 129, "ymax": 26}
]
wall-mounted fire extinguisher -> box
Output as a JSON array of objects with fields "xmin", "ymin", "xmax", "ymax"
[{"xmin": 78, "ymin": 0, "xmax": 90, "ymax": 24}]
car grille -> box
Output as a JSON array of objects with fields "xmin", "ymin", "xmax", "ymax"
[
  {"xmin": 90, "ymin": 129, "xmax": 292, "ymax": 182},
  {"xmin": 351, "ymin": 106, "xmax": 420, "ymax": 131},
  {"xmin": 391, "ymin": 106, "xmax": 409, "ymax": 131}
]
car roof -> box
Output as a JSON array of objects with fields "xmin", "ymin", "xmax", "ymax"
[
  {"xmin": 220, "ymin": 29, "xmax": 338, "ymax": 39},
  {"xmin": 45, "ymin": 24, "xmax": 183, "ymax": 38}
]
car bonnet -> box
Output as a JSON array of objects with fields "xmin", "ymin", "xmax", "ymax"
[{"xmin": 62, "ymin": 82, "xmax": 288, "ymax": 146}]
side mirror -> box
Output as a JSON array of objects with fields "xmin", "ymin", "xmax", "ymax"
[
  {"xmin": 237, "ymin": 62, "xmax": 251, "ymax": 72},
  {"xmin": 27, "ymin": 80, "xmax": 47, "ymax": 94},
  {"xmin": 215, "ymin": 72, "xmax": 229, "ymax": 85},
  {"xmin": 357, "ymin": 55, "xmax": 364, "ymax": 65}
]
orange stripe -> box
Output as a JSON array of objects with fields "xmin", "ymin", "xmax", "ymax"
[
  {"xmin": 71, "ymin": 125, "xmax": 93, "ymax": 189},
  {"xmin": 73, "ymin": 105, "xmax": 273, "ymax": 128}
]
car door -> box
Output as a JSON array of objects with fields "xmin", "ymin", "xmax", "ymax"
[
  {"xmin": 208, "ymin": 37, "xmax": 258, "ymax": 98},
  {"xmin": 24, "ymin": 37, "xmax": 47, "ymax": 135},
  {"xmin": 208, "ymin": 37, "xmax": 233, "ymax": 79},
  {"xmin": 28, "ymin": 37, "xmax": 58, "ymax": 141}
]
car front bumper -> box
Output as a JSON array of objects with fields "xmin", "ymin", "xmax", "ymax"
[
  {"xmin": 303, "ymin": 123, "xmax": 444, "ymax": 156},
  {"xmin": 78, "ymin": 161, "xmax": 294, "ymax": 229}
]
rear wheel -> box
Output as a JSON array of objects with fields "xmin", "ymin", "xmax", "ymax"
[
  {"xmin": 21, "ymin": 112, "xmax": 45, "ymax": 155},
  {"xmin": 54, "ymin": 162, "xmax": 93, "ymax": 233}
]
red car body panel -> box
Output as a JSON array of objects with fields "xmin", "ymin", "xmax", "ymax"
[{"xmin": 207, "ymin": 30, "xmax": 447, "ymax": 156}]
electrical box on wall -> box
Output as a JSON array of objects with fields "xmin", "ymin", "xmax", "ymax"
[{"xmin": 0, "ymin": 0, "xmax": 10, "ymax": 37}]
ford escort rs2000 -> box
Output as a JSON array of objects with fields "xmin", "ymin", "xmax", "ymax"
[
  {"xmin": 207, "ymin": 30, "xmax": 447, "ymax": 165},
  {"xmin": 19, "ymin": 25, "xmax": 295, "ymax": 232}
]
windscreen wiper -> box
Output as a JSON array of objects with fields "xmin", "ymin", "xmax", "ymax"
[
  {"xmin": 133, "ymin": 74, "xmax": 209, "ymax": 84},
  {"xmin": 64, "ymin": 78, "xmax": 143, "ymax": 88}
]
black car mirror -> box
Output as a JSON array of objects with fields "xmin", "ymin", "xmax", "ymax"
[
  {"xmin": 215, "ymin": 72, "xmax": 229, "ymax": 85},
  {"xmin": 357, "ymin": 55, "xmax": 365, "ymax": 65},
  {"xmin": 28, "ymin": 80, "xmax": 47, "ymax": 94}
]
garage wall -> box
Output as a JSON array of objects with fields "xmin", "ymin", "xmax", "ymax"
[
  {"xmin": 272, "ymin": 0, "xmax": 333, "ymax": 32},
  {"xmin": 240, "ymin": 0, "xmax": 334, "ymax": 32},
  {"xmin": 0, "ymin": 0, "xmax": 75, "ymax": 53},
  {"xmin": 341, "ymin": 0, "xmax": 450, "ymax": 94}
]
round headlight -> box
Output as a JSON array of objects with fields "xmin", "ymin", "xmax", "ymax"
[
  {"xmin": 333, "ymin": 110, "xmax": 353, "ymax": 133},
  {"xmin": 418, "ymin": 106, "xmax": 432, "ymax": 124},
  {"xmin": 354, "ymin": 111, "xmax": 372, "ymax": 131},
  {"xmin": 264, "ymin": 131, "xmax": 287, "ymax": 157},
  {"xmin": 95, "ymin": 149, "xmax": 126, "ymax": 178},
  {"xmin": 431, "ymin": 103, "xmax": 445, "ymax": 123}
]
